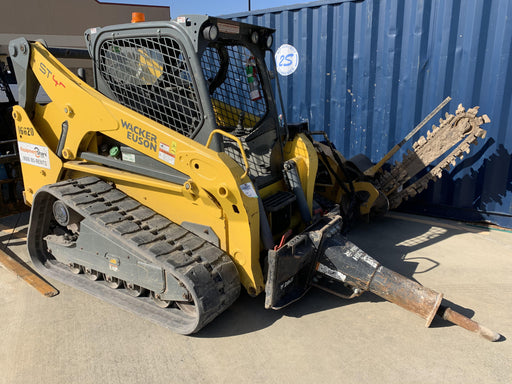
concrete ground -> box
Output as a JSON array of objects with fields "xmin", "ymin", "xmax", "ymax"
[{"xmin": 0, "ymin": 211, "xmax": 511, "ymax": 384}]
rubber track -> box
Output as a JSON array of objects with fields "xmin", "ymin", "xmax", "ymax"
[
  {"xmin": 375, "ymin": 104, "xmax": 489, "ymax": 209},
  {"xmin": 28, "ymin": 176, "xmax": 240, "ymax": 334}
]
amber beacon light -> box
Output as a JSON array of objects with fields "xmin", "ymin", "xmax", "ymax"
[{"xmin": 131, "ymin": 12, "xmax": 145, "ymax": 23}]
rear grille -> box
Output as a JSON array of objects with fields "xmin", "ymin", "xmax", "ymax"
[{"xmin": 98, "ymin": 36, "xmax": 202, "ymax": 138}]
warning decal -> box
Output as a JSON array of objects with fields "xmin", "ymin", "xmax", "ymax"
[
  {"xmin": 158, "ymin": 141, "xmax": 176, "ymax": 165},
  {"xmin": 18, "ymin": 141, "xmax": 51, "ymax": 169}
]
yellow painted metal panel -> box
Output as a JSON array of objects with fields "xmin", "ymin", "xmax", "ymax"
[{"xmin": 20, "ymin": 42, "xmax": 265, "ymax": 294}]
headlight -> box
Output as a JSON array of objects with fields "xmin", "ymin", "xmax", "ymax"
[
  {"xmin": 251, "ymin": 31, "xmax": 260, "ymax": 45},
  {"xmin": 266, "ymin": 34, "xmax": 273, "ymax": 49},
  {"xmin": 203, "ymin": 25, "xmax": 219, "ymax": 41}
]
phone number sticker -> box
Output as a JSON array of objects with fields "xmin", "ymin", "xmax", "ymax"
[{"xmin": 18, "ymin": 141, "xmax": 51, "ymax": 169}]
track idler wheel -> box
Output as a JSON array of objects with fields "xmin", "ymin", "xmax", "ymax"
[
  {"xmin": 124, "ymin": 281, "xmax": 147, "ymax": 297},
  {"xmin": 176, "ymin": 300, "xmax": 197, "ymax": 315},
  {"xmin": 68, "ymin": 263, "xmax": 83, "ymax": 274},
  {"xmin": 104, "ymin": 274, "xmax": 123, "ymax": 289},
  {"xmin": 84, "ymin": 268, "xmax": 102, "ymax": 281},
  {"xmin": 150, "ymin": 291, "xmax": 172, "ymax": 308}
]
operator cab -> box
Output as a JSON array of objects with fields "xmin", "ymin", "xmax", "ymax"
[{"xmin": 87, "ymin": 15, "xmax": 283, "ymax": 188}]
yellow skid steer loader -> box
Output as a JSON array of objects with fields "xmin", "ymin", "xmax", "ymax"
[{"xmin": 8, "ymin": 14, "xmax": 497, "ymax": 340}]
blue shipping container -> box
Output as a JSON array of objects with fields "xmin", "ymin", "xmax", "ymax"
[{"xmin": 226, "ymin": 0, "xmax": 512, "ymax": 228}]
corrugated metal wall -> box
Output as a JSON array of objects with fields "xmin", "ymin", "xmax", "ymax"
[{"xmin": 227, "ymin": 0, "xmax": 512, "ymax": 228}]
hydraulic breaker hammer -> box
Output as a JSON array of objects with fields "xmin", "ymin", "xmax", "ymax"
[{"xmin": 265, "ymin": 211, "xmax": 501, "ymax": 342}]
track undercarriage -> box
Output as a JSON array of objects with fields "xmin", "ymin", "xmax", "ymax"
[{"xmin": 28, "ymin": 177, "xmax": 240, "ymax": 334}]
